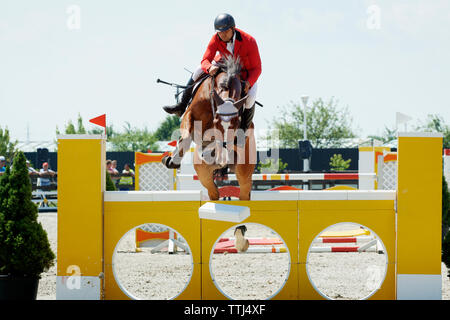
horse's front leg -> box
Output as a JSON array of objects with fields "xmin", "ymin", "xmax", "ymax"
[
  {"xmin": 162, "ymin": 135, "xmax": 191, "ymax": 169},
  {"xmin": 162, "ymin": 112, "xmax": 192, "ymax": 169},
  {"xmin": 235, "ymin": 134, "xmax": 256, "ymax": 201},
  {"xmin": 235, "ymin": 164, "xmax": 253, "ymax": 200},
  {"xmin": 193, "ymin": 146, "xmax": 219, "ymax": 200}
]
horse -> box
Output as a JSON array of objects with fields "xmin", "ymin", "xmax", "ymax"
[{"xmin": 162, "ymin": 55, "xmax": 256, "ymax": 201}]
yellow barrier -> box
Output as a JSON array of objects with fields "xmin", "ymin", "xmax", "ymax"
[{"xmin": 56, "ymin": 132, "xmax": 443, "ymax": 300}]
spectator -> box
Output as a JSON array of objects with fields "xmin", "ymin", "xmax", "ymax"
[
  {"xmin": 27, "ymin": 160, "xmax": 38, "ymax": 176},
  {"xmin": 0, "ymin": 156, "xmax": 5, "ymax": 173},
  {"xmin": 37, "ymin": 162, "xmax": 56, "ymax": 187},
  {"xmin": 106, "ymin": 160, "xmax": 114, "ymax": 174},
  {"xmin": 119, "ymin": 163, "xmax": 135, "ymax": 190},
  {"xmin": 111, "ymin": 160, "xmax": 119, "ymax": 175}
]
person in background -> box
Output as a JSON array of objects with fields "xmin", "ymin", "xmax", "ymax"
[
  {"xmin": 0, "ymin": 156, "xmax": 6, "ymax": 174},
  {"xmin": 118, "ymin": 163, "xmax": 135, "ymax": 190},
  {"xmin": 37, "ymin": 162, "xmax": 56, "ymax": 187},
  {"xmin": 106, "ymin": 160, "xmax": 114, "ymax": 174},
  {"xmin": 111, "ymin": 160, "xmax": 120, "ymax": 175},
  {"xmin": 27, "ymin": 160, "xmax": 38, "ymax": 176},
  {"xmin": 107, "ymin": 159, "xmax": 119, "ymax": 187}
]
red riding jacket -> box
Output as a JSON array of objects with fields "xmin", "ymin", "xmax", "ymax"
[{"xmin": 200, "ymin": 28, "xmax": 262, "ymax": 87}]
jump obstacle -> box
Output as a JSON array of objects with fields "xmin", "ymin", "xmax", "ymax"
[{"xmin": 55, "ymin": 132, "xmax": 443, "ymax": 300}]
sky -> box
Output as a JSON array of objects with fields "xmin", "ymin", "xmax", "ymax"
[{"xmin": 1, "ymin": 0, "xmax": 449, "ymax": 142}]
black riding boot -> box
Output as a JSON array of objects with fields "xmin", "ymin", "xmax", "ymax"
[
  {"xmin": 240, "ymin": 103, "xmax": 255, "ymax": 132},
  {"xmin": 162, "ymin": 77, "xmax": 195, "ymax": 117},
  {"xmin": 235, "ymin": 104, "xmax": 255, "ymax": 148}
]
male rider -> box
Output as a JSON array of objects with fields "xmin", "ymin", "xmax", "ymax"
[{"xmin": 162, "ymin": 13, "xmax": 262, "ymax": 132}]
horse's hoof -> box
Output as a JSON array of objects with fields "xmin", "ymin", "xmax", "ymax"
[
  {"xmin": 162, "ymin": 156, "xmax": 180, "ymax": 169},
  {"xmin": 234, "ymin": 225, "xmax": 249, "ymax": 252}
]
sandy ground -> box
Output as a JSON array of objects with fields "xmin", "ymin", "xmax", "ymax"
[{"xmin": 36, "ymin": 212, "xmax": 450, "ymax": 300}]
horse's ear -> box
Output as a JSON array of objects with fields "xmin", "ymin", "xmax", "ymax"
[
  {"xmin": 213, "ymin": 89, "xmax": 224, "ymax": 106},
  {"xmin": 233, "ymin": 95, "xmax": 248, "ymax": 110}
]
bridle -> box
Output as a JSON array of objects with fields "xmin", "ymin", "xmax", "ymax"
[{"xmin": 208, "ymin": 72, "xmax": 248, "ymax": 122}]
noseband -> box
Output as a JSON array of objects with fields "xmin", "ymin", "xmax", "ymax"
[{"xmin": 209, "ymin": 73, "xmax": 248, "ymax": 122}]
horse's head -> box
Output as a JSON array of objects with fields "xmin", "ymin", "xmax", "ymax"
[{"xmin": 212, "ymin": 55, "xmax": 247, "ymax": 134}]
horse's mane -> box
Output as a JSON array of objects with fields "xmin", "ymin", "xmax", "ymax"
[{"xmin": 217, "ymin": 55, "xmax": 242, "ymax": 88}]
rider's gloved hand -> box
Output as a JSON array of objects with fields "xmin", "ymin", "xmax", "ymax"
[
  {"xmin": 243, "ymin": 81, "xmax": 250, "ymax": 94},
  {"xmin": 208, "ymin": 65, "xmax": 220, "ymax": 76}
]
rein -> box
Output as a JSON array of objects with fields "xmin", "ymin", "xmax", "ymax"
[{"xmin": 209, "ymin": 74, "xmax": 216, "ymax": 119}]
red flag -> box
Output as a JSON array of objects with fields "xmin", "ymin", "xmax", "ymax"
[
  {"xmin": 168, "ymin": 140, "xmax": 177, "ymax": 147},
  {"xmin": 89, "ymin": 114, "xmax": 106, "ymax": 130}
]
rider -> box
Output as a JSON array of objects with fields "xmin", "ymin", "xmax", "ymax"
[{"xmin": 162, "ymin": 13, "xmax": 262, "ymax": 132}]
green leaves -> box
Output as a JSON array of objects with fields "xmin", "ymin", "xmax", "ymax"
[
  {"xmin": 0, "ymin": 152, "xmax": 55, "ymax": 277},
  {"xmin": 415, "ymin": 114, "xmax": 450, "ymax": 149},
  {"xmin": 154, "ymin": 115, "xmax": 181, "ymax": 141},
  {"xmin": 329, "ymin": 154, "xmax": 351, "ymax": 171},
  {"xmin": 107, "ymin": 122, "xmax": 158, "ymax": 152},
  {"xmin": 257, "ymin": 158, "xmax": 288, "ymax": 174},
  {"xmin": 0, "ymin": 126, "xmax": 17, "ymax": 163},
  {"xmin": 56, "ymin": 115, "xmax": 181, "ymax": 152},
  {"xmin": 268, "ymin": 97, "xmax": 357, "ymax": 148}
]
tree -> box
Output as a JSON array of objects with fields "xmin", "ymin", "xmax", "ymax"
[
  {"xmin": 56, "ymin": 113, "xmax": 181, "ymax": 152},
  {"xmin": 268, "ymin": 97, "xmax": 357, "ymax": 148},
  {"xmin": 56, "ymin": 113, "xmax": 85, "ymax": 135},
  {"xmin": 415, "ymin": 114, "xmax": 450, "ymax": 148},
  {"xmin": 56, "ymin": 113, "xmax": 115, "ymax": 139},
  {"xmin": 89, "ymin": 125, "xmax": 115, "ymax": 140},
  {"xmin": 329, "ymin": 154, "xmax": 351, "ymax": 171},
  {"xmin": 0, "ymin": 152, "xmax": 55, "ymax": 277},
  {"xmin": 367, "ymin": 126, "xmax": 397, "ymax": 145},
  {"xmin": 256, "ymin": 158, "xmax": 288, "ymax": 174},
  {"xmin": 0, "ymin": 126, "xmax": 18, "ymax": 163},
  {"xmin": 108, "ymin": 122, "xmax": 158, "ymax": 152},
  {"xmin": 154, "ymin": 115, "xmax": 181, "ymax": 141}
]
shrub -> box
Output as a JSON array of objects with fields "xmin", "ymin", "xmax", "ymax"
[
  {"xmin": 329, "ymin": 154, "xmax": 351, "ymax": 171},
  {"xmin": 0, "ymin": 152, "xmax": 55, "ymax": 277}
]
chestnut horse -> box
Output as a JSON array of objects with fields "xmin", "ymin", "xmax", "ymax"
[{"xmin": 162, "ymin": 56, "xmax": 256, "ymax": 200}]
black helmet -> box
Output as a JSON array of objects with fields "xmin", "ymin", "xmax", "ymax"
[{"xmin": 214, "ymin": 13, "xmax": 235, "ymax": 32}]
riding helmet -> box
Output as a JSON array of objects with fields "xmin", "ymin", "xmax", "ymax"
[{"xmin": 214, "ymin": 13, "xmax": 235, "ymax": 32}]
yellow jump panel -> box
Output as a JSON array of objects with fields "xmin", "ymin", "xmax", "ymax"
[
  {"xmin": 298, "ymin": 199, "xmax": 396, "ymax": 300},
  {"xmin": 103, "ymin": 200, "xmax": 201, "ymax": 300},
  {"xmin": 57, "ymin": 136, "xmax": 105, "ymax": 278},
  {"xmin": 397, "ymin": 135, "xmax": 442, "ymax": 275},
  {"xmin": 201, "ymin": 200, "xmax": 299, "ymax": 300}
]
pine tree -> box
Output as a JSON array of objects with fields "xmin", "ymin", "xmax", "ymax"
[{"xmin": 0, "ymin": 152, "xmax": 55, "ymax": 277}]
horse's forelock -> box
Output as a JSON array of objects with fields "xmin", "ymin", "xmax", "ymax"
[{"xmin": 219, "ymin": 55, "xmax": 242, "ymax": 78}]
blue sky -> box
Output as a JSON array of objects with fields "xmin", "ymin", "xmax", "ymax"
[{"xmin": 1, "ymin": 0, "xmax": 449, "ymax": 142}]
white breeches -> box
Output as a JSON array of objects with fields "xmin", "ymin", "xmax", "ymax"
[{"xmin": 192, "ymin": 64, "xmax": 257, "ymax": 109}]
